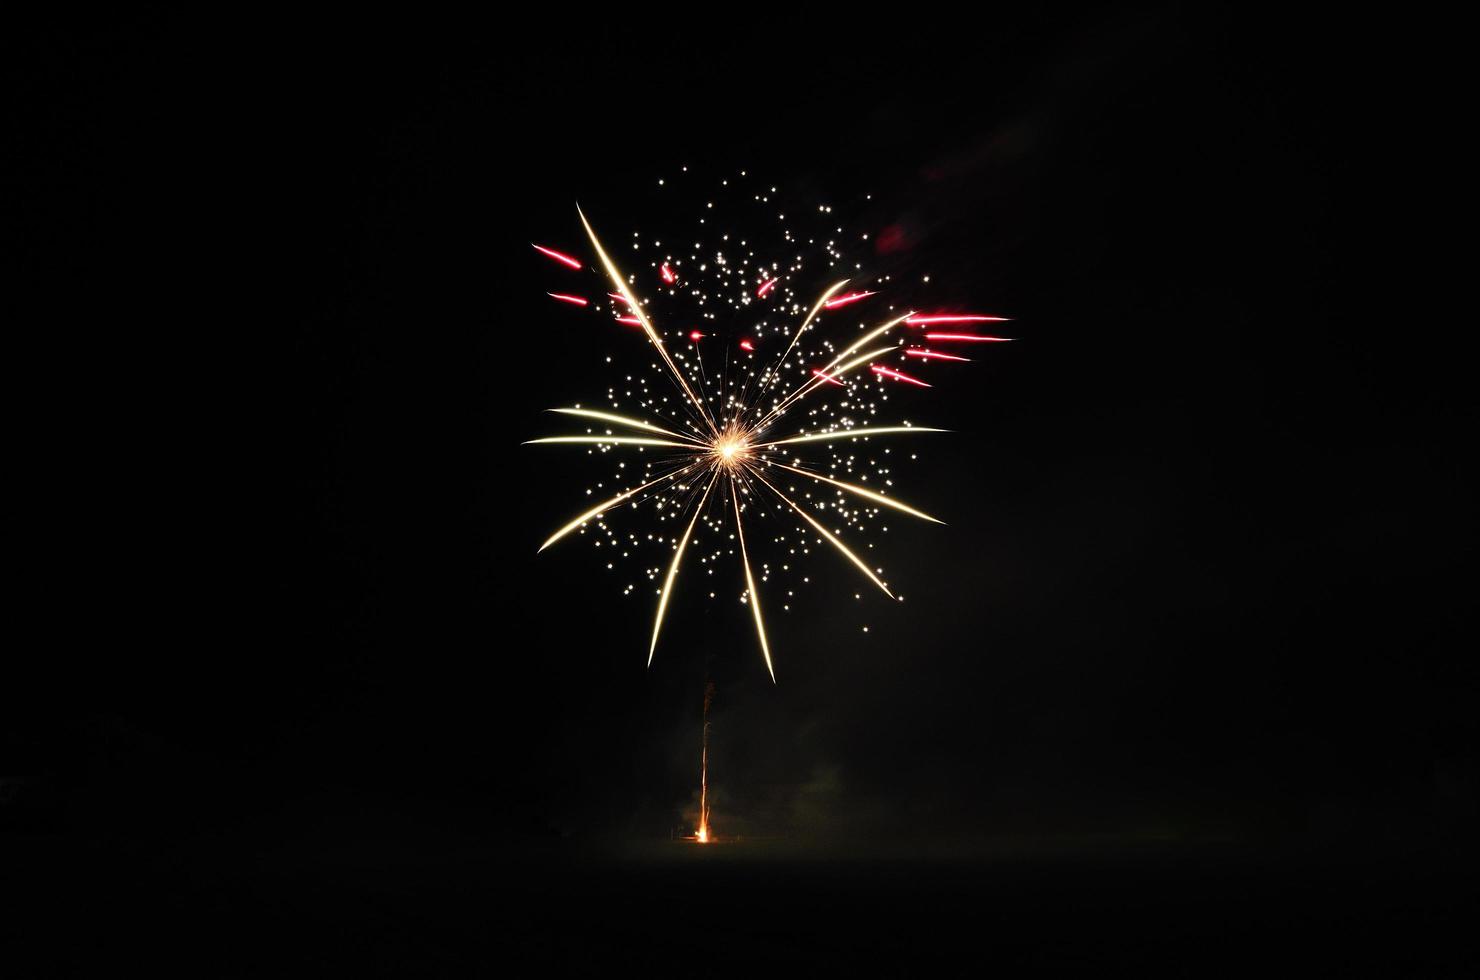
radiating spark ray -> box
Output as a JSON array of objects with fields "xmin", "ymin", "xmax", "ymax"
[
  {"xmin": 731, "ymin": 476, "xmax": 775, "ymax": 682},
  {"xmin": 906, "ymin": 315, "xmax": 1010, "ymax": 325},
  {"xmin": 532, "ymin": 243, "xmax": 582, "ymax": 269},
  {"xmin": 523, "ymin": 435, "xmax": 700, "ymax": 448},
  {"xmin": 548, "ymin": 408, "xmax": 706, "ymax": 444},
  {"xmin": 749, "ymin": 467, "xmax": 897, "ymax": 599},
  {"xmin": 823, "ymin": 290, "xmax": 877, "ymax": 309},
  {"xmin": 760, "ymin": 279, "xmax": 850, "ymax": 396},
  {"xmin": 536, "ymin": 466, "xmax": 694, "ymax": 553},
  {"xmin": 758, "ymin": 343, "xmax": 901, "ymax": 428},
  {"xmin": 905, "ymin": 348, "xmax": 971, "ymax": 362},
  {"xmin": 756, "ymin": 312, "xmax": 913, "ymax": 428},
  {"xmin": 923, "ymin": 333, "xmax": 1014, "ymax": 343},
  {"xmin": 578, "ymin": 206, "xmax": 719, "ymax": 436},
  {"xmin": 756, "ymin": 426, "xmax": 949, "ymax": 449},
  {"xmin": 768, "ymin": 460, "xmax": 945, "ymax": 524},
  {"xmin": 871, "ymin": 364, "xmax": 932, "ymax": 387},
  {"xmin": 649, "ymin": 470, "xmax": 720, "ymax": 667}
]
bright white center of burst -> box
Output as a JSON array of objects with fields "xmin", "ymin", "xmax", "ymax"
[{"xmin": 713, "ymin": 435, "xmax": 747, "ymax": 464}]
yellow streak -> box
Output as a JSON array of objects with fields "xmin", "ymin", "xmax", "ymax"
[
  {"xmin": 757, "ymin": 426, "xmax": 949, "ymax": 448},
  {"xmin": 765, "ymin": 279, "xmax": 850, "ymax": 387},
  {"xmin": 549, "ymin": 408, "xmax": 706, "ymax": 445},
  {"xmin": 537, "ymin": 466, "xmax": 693, "ymax": 552},
  {"xmin": 524, "ymin": 435, "xmax": 698, "ymax": 449},
  {"xmin": 749, "ymin": 467, "xmax": 897, "ymax": 599},
  {"xmin": 731, "ymin": 477, "xmax": 775, "ymax": 683},
  {"xmin": 768, "ymin": 460, "xmax": 945, "ymax": 524},
  {"xmin": 757, "ymin": 312, "xmax": 914, "ymax": 428},
  {"xmin": 758, "ymin": 344, "xmax": 899, "ymax": 429},
  {"xmin": 649, "ymin": 470, "xmax": 720, "ymax": 667},
  {"xmin": 578, "ymin": 206, "xmax": 718, "ymax": 436}
]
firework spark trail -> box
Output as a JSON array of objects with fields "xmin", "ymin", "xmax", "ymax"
[
  {"xmin": 757, "ymin": 426, "xmax": 949, "ymax": 449},
  {"xmin": 905, "ymin": 348, "xmax": 972, "ymax": 362},
  {"xmin": 766, "ymin": 460, "xmax": 945, "ymax": 525},
  {"xmin": 754, "ymin": 312, "xmax": 915, "ymax": 430},
  {"xmin": 547, "ymin": 407, "xmax": 706, "ymax": 444},
  {"xmin": 697, "ymin": 681, "xmax": 715, "ymax": 843},
  {"xmin": 906, "ymin": 314, "xmax": 1009, "ymax": 325},
  {"xmin": 823, "ymin": 290, "xmax": 877, "ymax": 309},
  {"xmin": 731, "ymin": 477, "xmax": 775, "ymax": 680},
  {"xmin": 923, "ymin": 333, "xmax": 1014, "ymax": 343},
  {"xmin": 578, "ymin": 206, "xmax": 718, "ymax": 437},
  {"xmin": 756, "ymin": 339, "xmax": 904, "ymax": 430},
  {"xmin": 871, "ymin": 364, "xmax": 932, "ymax": 387},
  {"xmin": 753, "ymin": 280, "xmax": 850, "ymax": 408},
  {"xmin": 524, "ymin": 435, "xmax": 702, "ymax": 449},
  {"xmin": 537, "ymin": 464, "xmax": 697, "ymax": 553},
  {"xmin": 650, "ymin": 470, "xmax": 720, "ymax": 665},
  {"xmin": 532, "ymin": 243, "xmax": 582, "ymax": 269},
  {"xmin": 748, "ymin": 467, "xmax": 896, "ymax": 600}
]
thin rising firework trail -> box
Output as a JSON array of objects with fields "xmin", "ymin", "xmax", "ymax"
[
  {"xmin": 697, "ymin": 681, "xmax": 715, "ymax": 844},
  {"xmin": 524, "ymin": 172, "xmax": 1015, "ymax": 680}
]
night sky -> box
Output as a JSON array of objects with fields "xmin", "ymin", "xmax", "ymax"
[{"xmin": 11, "ymin": 10, "xmax": 1473, "ymax": 973}]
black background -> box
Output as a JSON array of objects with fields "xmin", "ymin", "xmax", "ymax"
[{"xmin": 11, "ymin": 9, "xmax": 1473, "ymax": 974}]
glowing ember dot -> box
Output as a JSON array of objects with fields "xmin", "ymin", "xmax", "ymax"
[{"xmin": 532, "ymin": 243, "xmax": 582, "ymax": 269}]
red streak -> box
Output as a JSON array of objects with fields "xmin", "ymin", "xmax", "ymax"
[
  {"xmin": 923, "ymin": 333, "xmax": 1013, "ymax": 343},
  {"xmin": 904, "ymin": 348, "xmax": 970, "ymax": 362},
  {"xmin": 547, "ymin": 293, "xmax": 588, "ymax": 306},
  {"xmin": 812, "ymin": 369, "xmax": 846, "ymax": 386},
  {"xmin": 661, "ymin": 263, "xmax": 677, "ymax": 284},
  {"xmin": 532, "ymin": 243, "xmax": 581, "ymax": 269},
  {"xmin": 824, "ymin": 290, "xmax": 877, "ymax": 309},
  {"xmin": 757, "ymin": 277, "xmax": 779, "ymax": 297},
  {"xmin": 689, "ymin": 330, "xmax": 705, "ymax": 341},
  {"xmin": 871, "ymin": 365, "xmax": 932, "ymax": 387},
  {"xmin": 906, "ymin": 315, "xmax": 1009, "ymax": 325},
  {"xmin": 608, "ymin": 292, "xmax": 632, "ymax": 305},
  {"xmin": 615, "ymin": 316, "xmax": 643, "ymax": 327},
  {"xmin": 739, "ymin": 339, "xmax": 755, "ymax": 351}
]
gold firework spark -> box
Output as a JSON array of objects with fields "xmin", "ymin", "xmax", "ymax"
[{"xmin": 526, "ymin": 187, "xmax": 1012, "ymax": 681}]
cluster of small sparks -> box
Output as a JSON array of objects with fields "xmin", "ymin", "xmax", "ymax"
[{"xmin": 526, "ymin": 172, "xmax": 1011, "ymax": 682}]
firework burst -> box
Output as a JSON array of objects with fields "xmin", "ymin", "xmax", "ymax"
[{"xmin": 525, "ymin": 173, "xmax": 1011, "ymax": 681}]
